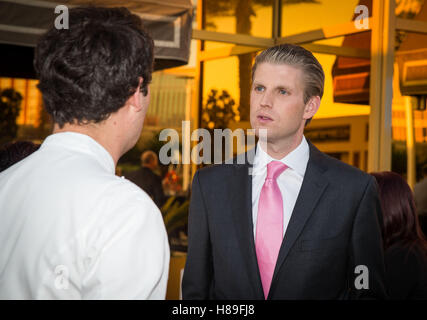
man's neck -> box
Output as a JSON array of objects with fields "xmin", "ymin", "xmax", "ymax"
[
  {"xmin": 53, "ymin": 123, "xmax": 121, "ymax": 166},
  {"xmin": 260, "ymin": 134, "xmax": 304, "ymax": 160}
]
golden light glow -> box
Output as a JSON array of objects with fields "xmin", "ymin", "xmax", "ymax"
[
  {"xmin": 0, "ymin": 78, "xmax": 42, "ymax": 127},
  {"xmin": 203, "ymin": 0, "xmax": 370, "ymax": 121}
]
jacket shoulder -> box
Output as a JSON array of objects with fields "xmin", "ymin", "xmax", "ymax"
[
  {"xmin": 194, "ymin": 163, "xmax": 239, "ymax": 181},
  {"xmin": 310, "ymin": 143, "xmax": 373, "ymax": 186}
]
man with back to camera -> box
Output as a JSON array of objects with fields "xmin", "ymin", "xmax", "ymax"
[
  {"xmin": 0, "ymin": 7, "xmax": 169, "ymax": 299},
  {"xmin": 126, "ymin": 150, "xmax": 166, "ymax": 208},
  {"xmin": 182, "ymin": 44, "xmax": 387, "ymax": 299}
]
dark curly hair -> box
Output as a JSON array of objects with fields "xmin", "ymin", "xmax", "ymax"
[{"xmin": 34, "ymin": 6, "xmax": 154, "ymax": 128}]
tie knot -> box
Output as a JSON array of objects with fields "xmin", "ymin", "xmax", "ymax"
[{"xmin": 266, "ymin": 161, "xmax": 288, "ymax": 180}]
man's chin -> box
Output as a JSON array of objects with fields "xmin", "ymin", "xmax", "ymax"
[{"xmin": 253, "ymin": 126, "xmax": 272, "ymax": 141}]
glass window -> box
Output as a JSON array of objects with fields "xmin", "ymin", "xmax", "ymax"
[
  {"xmin": 0, "ymin": 78, "xmax": 13, "ymax": 89},
  {"xmin": 281, "ymin": 0, "xmax": 361, "ymax": 37},
  {"xmin": 203, "ymin": 54, "xmax": 250, "ymax": 127},
  {"xmin": 311, "ymin": 52, "xmax": 370, "ymax": 119},
  {"xmin": 14, "ymin": 79, "xmax": 27, "ymax": 125},
  {"xmin": 204, "ymin": 41, "xmax": 236, "ymax": 52},
  {"xmin": 204, "ymin": 0, "xmax": 274, "ymax": 38},
  {"xmin": 26, "ymin": 80, "xmax": 42, "ymax": 127},
  {"xmin": 147, "ymin": 71, "xmax": 194, "ymax": 129}
]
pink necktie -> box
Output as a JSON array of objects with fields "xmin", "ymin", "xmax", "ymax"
[{"xmin": 256, "ymin": 160, "xmax": 288, "ymax": 299}]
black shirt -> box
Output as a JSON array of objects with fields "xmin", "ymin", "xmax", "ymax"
[{"xmin": 385, "ymin": 243, "xmax": 427, "ymax": 299}]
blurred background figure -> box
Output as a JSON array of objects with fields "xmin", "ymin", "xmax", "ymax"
[
  {"xmin": 414, "ymin": 164, "xmax": 427, "ymax": 235},
  {"xmin": 162, "ymin": 165, "xmax": 183, "ymax": 197},
  {"xmin": 371, "ymin": 171, "xmax": 427, "ymax": 299},
  {"xmin": 126, "ymin": 150, "xmax": 165, "ymax": 208},
  {"xmin": 0, "ymin": 141, "xmax": 40, "ymax": 172}
]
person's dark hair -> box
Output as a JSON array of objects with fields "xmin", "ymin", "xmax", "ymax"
[
  {"xmin": 370, "ymin": 171, "xmax": 427, "ymax": 256},
  {"xmin": 141, "ymin": 150, "xmax": 157, "ymax": 166},
  {"xmin": 0, "ymin": 141, "xmax": 40, "ymax": 172},
  {"xmin": 34, "ymin": 6, "xmax": 154, "ymax": 128},
  {"xmin": 252, "ymin": 44, "xmax": 325, "ymax": 126}
]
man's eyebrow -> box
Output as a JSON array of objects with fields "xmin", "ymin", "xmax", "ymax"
[
  {"xmin": 273, "ymin": 85, "xmax": 293, "ymax": 92},
  {"xmin": 252, "ymin": 82, "xmax": 294, "ymax": 92}
]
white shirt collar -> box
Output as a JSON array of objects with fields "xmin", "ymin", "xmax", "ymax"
[
  {"xmin": 40, "ymin": 132, "xmax": 115, "ymax": 174},
  {"xmin": 254, "ymin": 136, "xmax": 310, "ymax": 177}
]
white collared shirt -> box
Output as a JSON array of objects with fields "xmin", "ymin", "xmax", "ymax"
[
  {"xmin": 0, "ymin": 132, "xmax": 170, "ymax": 299},
  {"xmin": 252, "ymin": 136, "xmax": 310, "ymax": 237}
]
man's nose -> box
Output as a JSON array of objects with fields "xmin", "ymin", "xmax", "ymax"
[{"xmin": 259, "ymin": 90, "xmax": 273, "ymax": 108}]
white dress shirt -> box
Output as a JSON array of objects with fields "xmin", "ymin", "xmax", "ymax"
[
  {"xmin": 252, "ymin": 136, "xmax": 310, "ymax": 237},
  {"xmin": 0, "ymin": 132, "xmax": 170, "ymax": 299}
]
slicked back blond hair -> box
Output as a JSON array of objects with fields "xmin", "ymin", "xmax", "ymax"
[{"xmin": 252, "ymin": 44, "xmax": 325, "ymax": 105}]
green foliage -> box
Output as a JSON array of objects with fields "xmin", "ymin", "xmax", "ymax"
[
  {"xmin": 0, "ymin": 88, "xmax": 22, "ymax": 145},
  {"xmin": 143, "ymin": 130, "xmax": 182, "ymax": 156},
  {"xmin": 161, "ymin": 196, "xmax": 189, "ymax": 236},
  {"xmin": 202, "ymin": 89, "xmax": 237, "ymax": 130}
]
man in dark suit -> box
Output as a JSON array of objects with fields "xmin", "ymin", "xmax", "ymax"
[
  {"xmin": 126, "ymin": 150, "xmax": 165, "ymax": 208},
  {"xmin": 182, "ymin": 44, "xmax": 387, "ymax": 299}
]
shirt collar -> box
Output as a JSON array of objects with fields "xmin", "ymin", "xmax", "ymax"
[
  {"xmin": 40, "ymin": 132, "xmax": 115, "ymax": 174},
  {"xmin": 254, "ymin": 136, "xmax": 309, "ymax": 177}
]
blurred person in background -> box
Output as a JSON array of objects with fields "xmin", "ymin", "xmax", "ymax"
[
  {"xmin": 0, "ymin": 7, "xmax": 169, "ymax": 299},
  {"xmin": 371, "ymin": 171, "xmax": 427, "ymax": 299},
  {"xmin": 126, "ymin": 150, "xmax": 165, "ymax": 208},
  {"xmin": 0, "ymin": 141, "xmax": 40, "ymax": 172}
]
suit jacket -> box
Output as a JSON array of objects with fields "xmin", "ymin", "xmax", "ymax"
[
  {"xmin": 126, "ymin": 167, "xmax": 165, "ymax": 208},
  {"xmin": 182, "ymin": 141, "xmax": 387, "ymax": 299}
]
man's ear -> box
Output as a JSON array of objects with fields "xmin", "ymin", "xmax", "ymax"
[
  {"xmin": 303, "ymin": 96, "xmax": 320, "ymax": 120},
  {"xmin": 129, "ymin": 77, "xmax": 144, "ymax": 111}
]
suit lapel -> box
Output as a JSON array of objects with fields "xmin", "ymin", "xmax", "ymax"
[
  {"xmin": 230, "ymin": 156, "xmax": 265, "ymax": 299},
  {"xmin": 269, "ymin": 143, "xmax": 329, "ymax": 298}
]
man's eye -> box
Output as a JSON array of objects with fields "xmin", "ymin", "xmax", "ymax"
[
  {"xmin": 279, "ymin": 89, "xmax": 287, "ymax": 95},
  {"xmin": 254, "ymin": 86, "xmax": 264, "ymax": 92}
]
